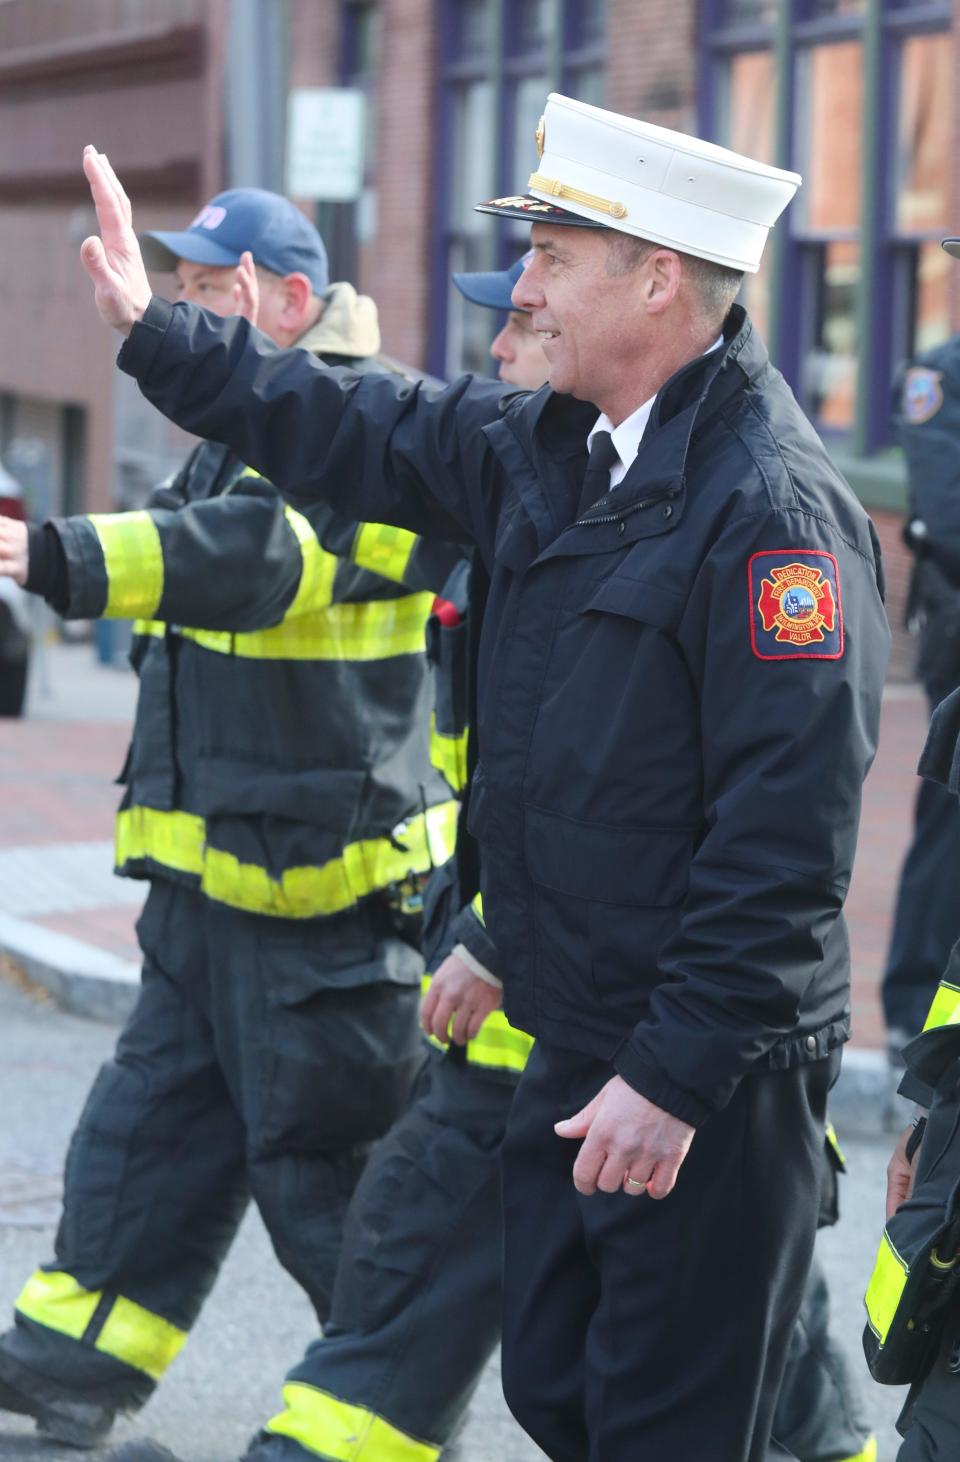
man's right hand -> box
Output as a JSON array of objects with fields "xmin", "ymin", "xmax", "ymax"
[
  {"xmin": 886, "ymin": 1122, "xmax": 920, "ymax": 1220},
  {"xmin": 0, "ymin": 517, "xmax": 29, "ymax": 586},
  {"xmin": 80, "ymin": 147, "xmax": 152, "ymax": 335},
  {"xmin": 420, "ymin": 951, "xmax": 502, "ymax": 1046}
]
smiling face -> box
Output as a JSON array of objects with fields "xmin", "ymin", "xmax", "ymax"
[
  {"xmin": 490, "ymin": 310, "xmax": 550, "ymax": 391},
  {"xmin": 511, "ymin": 223, "xmax": 685, "ymax": 423}
]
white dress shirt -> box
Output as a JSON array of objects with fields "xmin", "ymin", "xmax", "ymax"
[{"xmin": 585, "ymin": 335, "xmax": 725, "ymax": 492}]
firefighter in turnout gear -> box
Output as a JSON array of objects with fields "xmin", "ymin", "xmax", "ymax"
[{"xmin": 0, "ymin": 189, "xmax": 459, "ymax": 1452}]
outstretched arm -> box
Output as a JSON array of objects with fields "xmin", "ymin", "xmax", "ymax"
[{"xmin": 80, "ymin": 148, "xmax": 512, "ymax": 560}]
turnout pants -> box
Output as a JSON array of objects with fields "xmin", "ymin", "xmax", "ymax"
[
  {"xmin": 256, "ymin": 1043, "xmax": 870, "ymax": 1462},
  {"xmin": 500, "ymin": 1042, "xmax": 837, "ymax": 1462},
  {"xmin": 7, "ymin": 880, "xmax": 424, "ymax": 1399}
]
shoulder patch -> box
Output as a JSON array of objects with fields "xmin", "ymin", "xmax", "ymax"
[
  {"xmin": 749, "ymin": 550, "xmax": 843, "ymax": 661},
  {"xmin": 902, "ymin": 367, "xmax": 944, "ymax": 425}
]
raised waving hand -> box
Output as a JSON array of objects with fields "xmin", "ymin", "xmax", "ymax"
[{"xmin": 80, "ymin": 146, "xmax": 152, "ymax": 334}]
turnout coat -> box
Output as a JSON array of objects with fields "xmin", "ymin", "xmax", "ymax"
[{"xmin": 118, "ymin": 299, "xmax": 890, "ymax": 1127}]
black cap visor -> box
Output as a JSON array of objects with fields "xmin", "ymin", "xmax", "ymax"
[
  {"xmin": 474, "ymin": 193, "xmax": 601, "ymax": 227},
  {"xmin": 943, "ymin": 238, "xmax": 960, "ymax": 260}
]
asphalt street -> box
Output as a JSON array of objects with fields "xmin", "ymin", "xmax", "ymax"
[{"xmin": 0, "ymin": 962, "xmax": 912, "ymax": 1462}]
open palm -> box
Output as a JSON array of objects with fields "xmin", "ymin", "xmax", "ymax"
[{"xmin": 80, "ymin": 146, "xmax": 152, "ymax": 334}]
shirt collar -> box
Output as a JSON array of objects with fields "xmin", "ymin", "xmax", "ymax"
[{"xmin": 586, "ymin": 334, "xmax": 725, "ymax": 486}]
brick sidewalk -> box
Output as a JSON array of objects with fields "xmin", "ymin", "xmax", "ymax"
[{"xmin": 0, "ymin": 681, "xmax": 934, "ymax": 1048}]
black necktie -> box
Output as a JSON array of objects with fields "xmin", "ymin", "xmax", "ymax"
[{"xmin": 578, "ymin": 431, "xmax": 621, "ymax": 517}]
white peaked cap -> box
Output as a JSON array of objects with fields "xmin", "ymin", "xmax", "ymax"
[{"xmin": 477, "ymin": 94, "xmax": 802, "ymax": 275}]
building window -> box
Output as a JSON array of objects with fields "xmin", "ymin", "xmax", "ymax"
[
  {"xmin": 432, "ymin": 0, "xmax": 608, "ymax": 378},
  {"xmin": 702, "ymin": 0, "xmax": 952, "ymax": 455}
]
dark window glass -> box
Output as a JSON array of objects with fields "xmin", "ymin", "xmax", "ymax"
[
  {"xmin": 514, "ymin": 0, "xmax": 552, "ymax": 51},
  {"xmin": 454, "ymin": 0, "xmax": 495, "ymax": 56},
  {"xmin": 721, "ymin": 0, "xmax": 777, "ymax": 23},
  {"xmin": 894, "ymin": 32, "xmax": 951, "ymax": 234},
  {"xmin": 794, "ymin": 41, "xmax": 863, "ymax": 232},
  {"xmin": 718, "ymin": 49, "xmax": 776, "ymax": 343},
  {"xmin": 801, "ymin": 241, "xmax": 860, "ymax": 429},
  {"xmin": 569, "ymin": 0, "xmax": 607, "ymax": 46}
]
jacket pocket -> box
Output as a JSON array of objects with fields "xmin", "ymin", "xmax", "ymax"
[
  {"xmin": 523, "ymin": 803, "xmax": 693, "ymax": 908},
  {"xmin": 577, "ymin": 574, "xmax": 686, "ymax": 633}
]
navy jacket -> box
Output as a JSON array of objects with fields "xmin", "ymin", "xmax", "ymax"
[{"xmin": 119, "ymin": 299, "xmax": 890, "ymax": 1126}]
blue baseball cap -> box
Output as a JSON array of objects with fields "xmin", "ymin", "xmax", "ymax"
[
  {"xmin": 140, "ymin": 188, "xmax": 329, "ymax": 295},
  {"xmin": 452, "ymin": 251, "xmax": 533, "ymax": 311}
]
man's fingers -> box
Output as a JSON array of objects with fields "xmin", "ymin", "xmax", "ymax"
[
  {"xmin": 80, "ymin": 236, "xmax": 110, "ymax": 284},
  {"xmin": 99, "ymin": 152, "xmax": 133, "ymax": 226},
  {"xmin": 571, "ymin": 1130, "xmax": 605, "ymax": 1195},
  {"xmin": 555, "ymin": 1094, "xmax": 600, "ymax": 1140},
  {"xmin": 645, "ymin": 1157, "xmax": 681, "ymax": 1201}
]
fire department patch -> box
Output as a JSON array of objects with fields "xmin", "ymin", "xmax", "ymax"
[
  {"xmin": 902, "ymin": 367, "xmax": 943, "ymax": 425},
  {"xmin": 749, "ymin": 550, "xmax": 844, "ymax": 661}
]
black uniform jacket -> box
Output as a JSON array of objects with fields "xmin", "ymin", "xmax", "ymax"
[{"xmin": 119, "ymin": 298, "xmax": 891, "ymax": 1125}]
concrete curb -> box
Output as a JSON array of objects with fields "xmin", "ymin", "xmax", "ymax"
[
  {"xmin": 0, "ymin": 912, "xmax": 139, "ymax": 1023},
  {"xmin": 0, "ymin": 907, "xmax": 901, "ymax": 1136}
]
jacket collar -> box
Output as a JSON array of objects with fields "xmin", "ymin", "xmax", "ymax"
[{"xmin": 486, "ymin": 306, "xmax": 765, "ymax": 555}]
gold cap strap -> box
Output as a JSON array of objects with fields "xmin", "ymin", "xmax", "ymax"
[{"xmin": 528, "ymin": 172, "xmax": 628, "ymax": 221}]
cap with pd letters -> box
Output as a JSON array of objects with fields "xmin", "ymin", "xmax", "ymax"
[
  {"xmin": 140, "ymin": 188, "xmax": 329, "ymax": 295},
  {"xmin": 476, "ymin": 93, "xmax": 801, "ymax": 274}
]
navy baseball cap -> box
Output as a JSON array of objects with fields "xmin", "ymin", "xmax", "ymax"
[
  {"xmin": 140, "ymin": 188, "xmax": 329, "ymax": 295},
  {"xmin": 452, "ymin": 251, "xmax": 534, "ymax": 311}
]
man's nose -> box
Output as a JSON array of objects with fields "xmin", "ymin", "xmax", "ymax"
[
  {"xmin": 490, "ymin": 327, "xmax": 512, "ymax": 362},
  {"xmin": 511, "ymin": 265, "xmax": 542, "ymax": 312}
]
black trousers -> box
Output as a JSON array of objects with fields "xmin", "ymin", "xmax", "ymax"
[
  {"xmin": 499, "ymin": 1042, "xmax": 837, "ymax": 1462},
  {"xmin": 11, "ymin": 880, "xmax": 424, "ymax": 1387}
]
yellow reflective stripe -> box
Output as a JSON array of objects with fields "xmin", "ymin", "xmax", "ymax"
[
  {"xmin": 825, "ymin": 1120, "xmax": 846, "ymax": 1167},
  {"xmin": 838, "ymin": 1437, "xmax": 877, "ymax": 1462},
  {"xmin": 267, "ymin": 1382, "xmax": 439, "ymax": 1461},
  {"xmin": 429, "ymin": 714, "xmax": 469, "ymax": 793},
  {"xmin": 419, "ymin": 975, "xmax": 532, "ymax": 1073},
  {"xmin": 923, "ymin": 979, "xmax": 960, "ymax": 1032},
  {"xmin": 89, "ymin": 512, "xmax": 164, "ymax": 619},
  {"xmin": 95, "ymin": 1295, "xmax": 186, "ymax": 1381},
  {"xmin": 284, "ymin": 506, "xmax": 338, "ymax": 616},
  {"xmin": 471, "ymin": 891, "xmax": 484, "ymax": 924},
  {"xmin": 16, "ymin": 1270, "xmax": 99, "ymax": 1342},
  {"xmin": 352, "ymin": 522, "xmax": 418, "ymax": 586},
  {"xmin": 202, "ymin": 801, "xmax": 458, "ymax": 919},
  {"xmin": 133, "ymin": 618, "xmax": 166, "ymax": 638},
  {"xmin": 175, "ymin": 592, "xmax": 434, "ymax": 663},
  {"xmin": 864, "ymin": 1230, "xmax": 909, "ymax": 1344},
  {"xmin": 467, "ymin": 1011, "xmax": 533, "ymax": 1073},
  {"xmin": 115, "ymin": 807, "xmax": 206, "ymax": 878},
  {"xmin": 14, "ymin": 1273, "xmax": 184, "ymax": 1383},
  {"xmin": 116, "ymin": 801, "xmax": 457, "ymax": 918}
]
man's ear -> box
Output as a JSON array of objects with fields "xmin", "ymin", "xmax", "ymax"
[
  {"xmin": 281, "ymin": 272, "xmax": 314, "ymax": 328},
  {"xmin": 645, "ymin": 250, "xmax": 682, "ymax": 315}
]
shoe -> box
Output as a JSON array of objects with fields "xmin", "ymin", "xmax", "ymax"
[
  {"xmin": 0, "ymin": 1343, "xmax": 132, "ymax": 1448},
  {"xmin": 104, "ymin": 1445, "xmax": 184, "ymax": 1462}
]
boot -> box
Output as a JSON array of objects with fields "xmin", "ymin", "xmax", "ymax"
[{"xmin": 0, "ymin": 1341, "xmax": 138, "ymax": 1449}]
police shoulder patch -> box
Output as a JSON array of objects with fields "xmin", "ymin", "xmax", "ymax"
[
  {"xmin": 749, "ymin": 550, "xmax": 843, "ymax": 661},
  {"xmin": 902, "ymin": 367, "xmax": 944, "ymax": 425}
]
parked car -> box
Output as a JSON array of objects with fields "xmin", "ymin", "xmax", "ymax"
[{"xmin": 0, "ymin": 461, "xmax": 31, "ymax": 716}]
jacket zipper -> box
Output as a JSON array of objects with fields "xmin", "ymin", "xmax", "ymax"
[{"xmin": 573, "ymin": 485, "xmax": 680, "ymax": 529}]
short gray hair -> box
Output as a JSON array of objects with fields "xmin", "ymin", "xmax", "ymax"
[{"xmin": 604, "ymin": 232, "xmax": 743, "ymax": 325}]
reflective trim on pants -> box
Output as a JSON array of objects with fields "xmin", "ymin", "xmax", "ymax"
[
  {"xmin": 15, "ymin": 1270, "xmax": 186, "ymax": 1382},
  {"xmin": 863, "ymin": 1230, "xmax": 909, "ymax": 1346},
  {"xmin": 266, "ymin": 1382, "xmax": 440, "ymax": 1461}
]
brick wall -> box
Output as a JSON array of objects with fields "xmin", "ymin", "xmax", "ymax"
[{"xmin": 607, "ymin": 0, "xmax": 696, "ymax": 129}]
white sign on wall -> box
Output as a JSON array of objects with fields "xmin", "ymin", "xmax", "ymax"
[{"xmin": 286, "ymin": 88, "xmax": 366, "ymax": 202}]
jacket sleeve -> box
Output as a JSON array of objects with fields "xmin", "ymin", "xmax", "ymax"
[
  {"xmin": 614, "ymin": 505, "xmax": 890, "ymax": 1125},
  {"xmin": 117, "ymin": 296, "xmax": 512, "ymax": 566},
  {"xmin": 450, "ymin": 894, "xmax": 502, "ymax": 983},
  {"xmin": 46, "ymin": 474, "xmax": 461, "ymax": 631}
]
